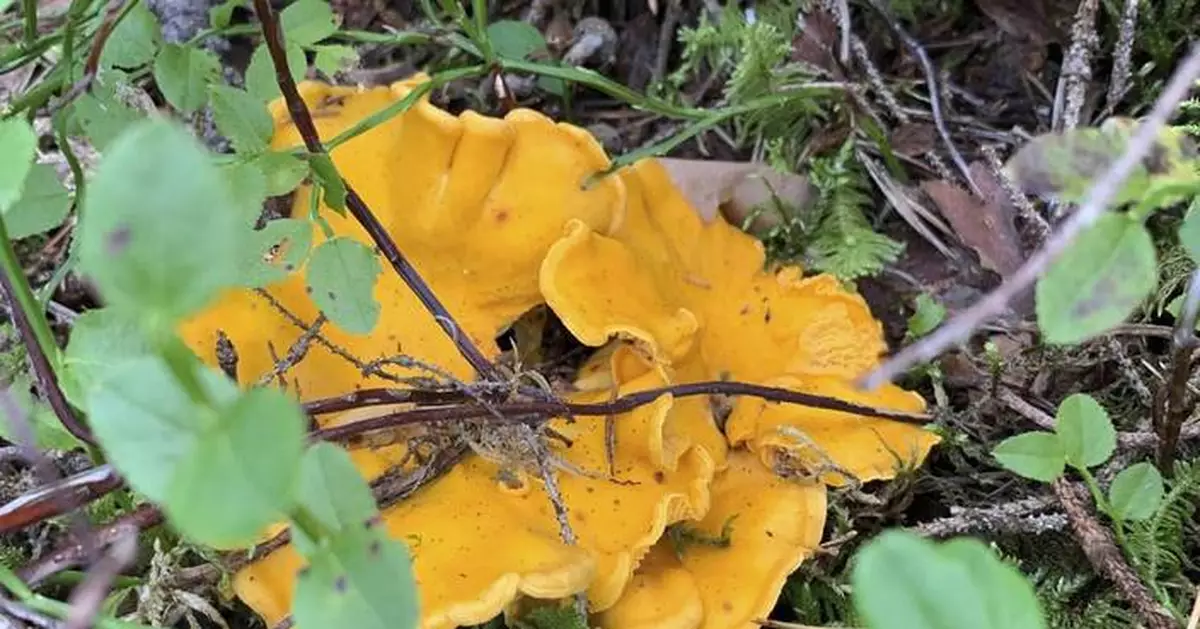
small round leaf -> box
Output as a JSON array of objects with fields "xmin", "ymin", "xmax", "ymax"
[
  {"xmin": 992, "ymin": 432, "xmax": 1065, "ymax": 482},
  {"xmin": 1054, "ymin": 393, "xmax": 1116, "ymax": 468},
  {"xmin": 1108, "ymin": 462, "xmax": 1165, "ymax": 522}
]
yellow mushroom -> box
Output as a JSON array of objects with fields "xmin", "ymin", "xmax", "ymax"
[
  {"xmin": 595, "ymin": 450, "xmax": 827, "ymax": 629},
  {"xmin": 540, "ymin": 158, "xmax": 939, "ymax": 483},
  {"xmin": 180, "ymin": 75, "xmax": 625, "ymax": 395},
  {"xmin": 177, "ymin": 74, "xmax": 940, "ymax": 629}
]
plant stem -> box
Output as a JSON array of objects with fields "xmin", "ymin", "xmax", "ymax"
[
  {"xmin": 0, "ymin": 214, "xmax": 93, "ymax": 445},
  {"xmin": 289, "ymin": 505, "xmax": 332, "ymax": 546},
  {"xmin": 20, "ymin": 0, "xmax": 36, "ymax": 44}
]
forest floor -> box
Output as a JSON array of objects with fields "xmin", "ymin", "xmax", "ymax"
[{"xmin": 5, "ymin": 0, "xmax": 1200, "ymax": 627}]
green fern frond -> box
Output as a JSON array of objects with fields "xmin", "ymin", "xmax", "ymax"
[
  {"xmin": 1126, "ymin": 459, "xmax": 1200, "ymax": 613},
  {"xmin": 510, "ymin": 606, "xmax": 588, "ymax": 629},
  {"xmin": 803, "ymin": 142, "xmax": 904, "ymax": 279}
]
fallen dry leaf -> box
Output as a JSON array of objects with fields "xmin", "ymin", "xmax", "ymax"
[
  {"xmin": 920, "ymin": 172, "xmax": 1024, "ymax": 278},
  {"xmin": 973, "ymin": 0, "xmax": 1061, "ymax": 43},
  {"xmin": 791, "ymin": 7, "xmax": 843, "ymax": 78},
  {"xmin": 888, "ymin": 122, "xmax": 939, "ymax": 159},
  {"xmin": 656, "ymin": 157, "xmax": 813, "ymax": 231}
]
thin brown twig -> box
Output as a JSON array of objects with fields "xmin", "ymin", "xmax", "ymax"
[
  {"xmin": 0, "ymin": 262, "xmax": 93, "ymax": 446},
  {"xmin": 18, "ymin": 503, "xmax": 162, "ymax": 586},
  {"xmin": 1055, "ymin": 0, "xmax": 1099, "ymax": 131},
  {"xmin": 254, "ymin": 314, "xmax": 327, "ymax": 386},
  {"xmin": 64, "ymin": 531, "xmax": 137, "ymax": 629},
  {"xmin": 249, "ymin": 0, "xmax": 499, "ymax": 382},
  {"xmin": 0, "ymin": 464, "xmax": 120, "ymax": 534},
  {"xmin": 1052, "ymin": 479, "xmax": 1176, "ymax": 629},
  {"xmin": 1, "ymin": 372, "xmax": 928, "ymax": 540},
  {"xmin": 863, "ymin": 0, "xmax": 980, "ymax": 197},
  {"xmin": 311, "ymin": 379, "xmax": 932, "ymax": 444},
  {"xmin": 1103, "ymin": 0, "xmax": 1140, "ymax": 116},
  {"xmin": 861, "ymin": 43, "xmax": 1200, "ymax": 390},
  {"xmin": 45, "ymin": 0, "xmax": 124, "ymax": 116},
  {"xmin": 1155, "ymin": 269, "xmax": 1200, "ymax": 474},
  {"xmin": 0, "ymin": 385, "xmax": 98, "ymax": 574},
  {"xmin": 301, "ymin": 387, "xmax": 470, "ymax": 416}
]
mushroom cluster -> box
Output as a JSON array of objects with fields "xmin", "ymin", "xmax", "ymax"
[{"xmin": 178, "ymin": 75, "xmax": 939, "ymax": 629}]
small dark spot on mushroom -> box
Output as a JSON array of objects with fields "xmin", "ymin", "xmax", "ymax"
[
  {"xmin": 305, "ymin": 286, "xmax": 313, "ymax": 295},
  {"xmin": 764, "ymin": 309, "xmax": 772, "ymax": 323},
  {"xmin": 653, "ymin": 471, "xmax": 665, "ymax": 484},
  {"xmin": 333, "ymin": 575, "xmax": 348, "ymax": 593},
  {"xmin": 495, "ymin": 209, "xmax": 509, "ymax": 222},
  {"xmin": 586, "ymin": 486, "xmax": 595, "ymax": 493},
  {"xmin": 106, "ymin": 226, "xmax": 133, "ymax": 255},
  {"xmin": 722, "ymin": 601, "xmax": 733, "ymax": 612},
  {"xmin": 766, "ymin": 530, "xmax": 774, "ymax": 538},
  {"xmin": 739, "ymin": 305, "xmax": 750, "ymax": 315}
]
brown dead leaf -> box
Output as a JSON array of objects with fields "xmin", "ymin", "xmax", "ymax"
[
  {"xmin": 973, "ymin": 0, "xmax": 1061, "ymax": 43},
  {"xmin": 791, "ymin": 7, "xmax": 842, "ymax": 78},
  {"xmin": 657, "ymin": 158, "xmax": 814, "ymax": 231},
  {"xmin": 889, "ymin": 123, "xmax": 939, "ymax": 159},
  {"xmin": 921, "ymin": 173, "xmax": 1024, "ymax": 278}
]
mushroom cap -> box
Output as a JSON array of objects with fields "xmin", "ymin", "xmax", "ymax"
[
  {"xmin": 540, "ymin": 158, "xmax": 939, "ymax": 481},
  {"xmin": 179, "ymin": 75, "xmax": 625, "ymax": 394},
  {"xmin": 596, "ymin": 449, "xmax": 828, "ymax": 629}
]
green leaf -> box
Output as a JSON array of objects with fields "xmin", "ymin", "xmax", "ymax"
[
  {"xmin": 1054, "ymin": 393, "xmax": 1116, "ymax": 469},
  {"xmin": 0, "ymin": 117, "xmax": 38, "ymax": 212},
  {"xmin": 1035, "ymin": 213, "xmax": 1157, "ymax": 345},
  {"xmin": 852, "ymin": 530, "xmax": 1046, "ymax": 629},
  {"xmin": 223, "ymin": 160, "xmax": 269, "ymax": 224},
  {"xmin": 78, "ymin": 119, "xmax": 248, "ymax": 321},
  {"xmin": 99, "ymin": 3, "xmax": 162, "ymax": 69},
  {"xmin": 306, "ymin": 237, "xmax": 381, "ymax": 334},
  {"xmin": 239, "ymin": 218, "xmax": 313, "ymax": 287},
  {"xmin": 61, "ymin": 308, "xmax": 153, "ymax": 407},
  {"xmin": 313, "ymin": 45, "xmax": 359, "ymax": 76},
  {"xmin": 210, "ymin": 85, "xmax": 275, "ymax": 154},
  {"xmin": 281, "ymin": 0, "xmax": 339, "ymax": 46},
  {"xmin": 4, "ymin": 163, "xmax": 72, "ymax": 239},
  {"xmin": 906, "ymin": 293, "xmax": 946, "ymax": 339},
  {"xmin": 71, "ymin": 71, "xmax": 142, "ymax": 150},
  {"xmin": 1180, "ymin": 200, "xmax": 1200, "ymax": 264},
  {"xmin": 245, "ymin": 42, "xmax": 308, "ymax": 102},
  {"xmin": 153, "ymin": 44, "xmax": 222, "ymax": 114},
  {"xmin": 85, "ymin": 355, "xmax": 237, "ymax": 504},
  {"xmin": 307, "ymin": 154, "xmax": 347, "ymax": 211},
  {"xmin": 293, "ymin": 443, "xmax": 377, "ymax": 552},
  {"xmin": 291, "ymin": 523, "xmax": 420, "ymax": 629},
  {"xmin": 209, "ymin": 0, "xmax": 242, "ymax": 29},
  {"xmin": 168, "ymin": 386, "xmax": 306, "ymax": 547},
  {"xmin": 992, "ymin": 431, "xmax": 1065, "ymax": 482},
  {"xmin": 0, "ymin": 376, "xmax": 84, "ymax": 451},
  {"xmin": 252, "ymin": 151, "xmax": 309, "ymax": 196},
  {"xmin": 1108, "ymin": 462, "xmax": 1165, "ymax": 522},
  {"xmin": 486, "ymin": 20, "xmax": 546, "ymax": 59},
  {"xmin": 1005, "ymin": 121, "xmax": 1200, "ymax": 208},
  {"xmin": 87, "ymin": 355, "xmax": 305, "ymax": 548}
]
